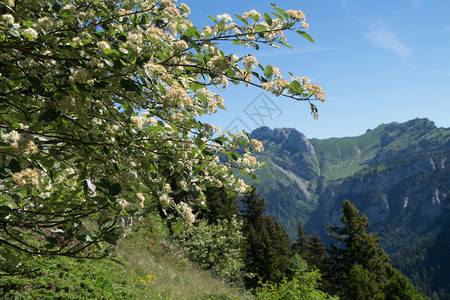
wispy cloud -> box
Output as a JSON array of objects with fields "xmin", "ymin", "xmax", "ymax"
[
  {"xmin": 412, "ymin": 0, "xmax": 421, "ymax": 8},
  {"xmin": 445, "ymin": 26, "xmax": 450, "ymax": 32},
  {"xmin": 254, "ymin": 46, "xmax": 339, "ymax": 57},
  {"xmin": 340, "ymin": 0, "xmax": 351, "ymax": 10},
  {"xmin": 365, "ymin": 21, "xmax": 410, "ymax": 61},
  {"xmin": 406, "ymin": 63, "xmax": 450, "ymax": 76}
]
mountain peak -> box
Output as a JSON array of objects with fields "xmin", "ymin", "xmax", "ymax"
[
  {"xmin": 251, "ymin": 126, "xmax": 298, "ymax": 143},
  {"xmin": 251, "ymin": 126, "xmax": 315, "ymax": 154}
]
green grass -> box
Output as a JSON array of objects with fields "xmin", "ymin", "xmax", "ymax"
[
  {"xmin": 0, "ymin": 217, "xmax": 252, "ymax": 299},
  {"xmin": 310, "ymin": 124, "xmax": 388, "ymax": 181}
]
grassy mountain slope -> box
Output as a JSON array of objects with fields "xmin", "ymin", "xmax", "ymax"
[
  {"xmin": 0, "ymin": 217, "xmax": 251, "ymax": 299},
  {"xmin": 310, "ymin": 123, "xmax": 388, "ymax": 180}
]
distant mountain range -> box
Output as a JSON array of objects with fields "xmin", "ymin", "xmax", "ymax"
[{"xmin": 248, "ymin": 118, "xmax": 450, "ymax": 298}]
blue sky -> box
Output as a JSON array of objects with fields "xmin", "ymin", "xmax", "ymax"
[{"xmin": 187, "ymin": 0, "xmax": 450, "ymax": 139}]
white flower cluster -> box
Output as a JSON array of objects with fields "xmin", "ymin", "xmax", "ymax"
[
  {"xmin": 239, "ymin": 153, "xmax": 257, "ymax": 167},
  {"xmin": 196, "ymin": 88, "xmax": 224, "ymax": 114},
  {"xmin": 97, "ymin": 41, "xmax": 110, "ymax": 51},
  {"xmin": 243, "ymin": 10, "xmax": 262, "ymax": 20},
  {"xmin": 251, "ymin": 139, "xmax": 264, "ymax": 152},
  {"xmin": 261, "ymin": 79, "xmax": 289, "ymax": 94},
  {"xmin": 243, "ymin": 55, "xmax": 258, "ymax": 70},
  {"xmin": 301, "ymin": 77, "xmax": 326, "ymax": 102},
  {"xmin": 131, "ymin": 115, "xmax": 148, "ymax": 130},
  {"xmin": 22, "ymin": 28, "xmax": 38, "ymax": 39},
  {"xmin": 286, "ymin": 9, "xmax": 309, "ymax": 29},
  {"xmin": 137, "ymin": 192, "xmax": 145, "ymax": 208},
  {"xmin": 165, "ymin": 82, "xmax": 193, "ymax": 108},
  {"xmin": 1, "ymin": 14, "xmax": 15, "ymax": 25},
  {"xmin": 217, "ymin": 13, "xmax": 233, "ymax": 23},
  {"xmin": 1, "ymin": 131, "xmax": 39, "ymax": 156},
  {"xmin": 13, "ymin": 168, "xmax": 42, "ymax": 188},
  {"xmin": 235, "ymin": 178, "xmax": 249, "ymax": 194},
  {"xmin": 208, "ymin": 56, "xmax": 228, "ymax": 74},
  {"xmin": 179, "ymin": 201, "xmax": 195, "ymax": 227},
  {"xmin": 158, "ymin": 183, "xmax": 172, "ymax": 209}
]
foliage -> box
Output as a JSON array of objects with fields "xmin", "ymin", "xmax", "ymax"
[
  {"xmin": 391, "ymin": 194, "xmax": 450, "ymax": 299},
  {"xmin": 199, "ymin": 186, "xmax": 241, "ymax": 225},
  {"xmin": 172, "ymin": 218, "xmax": 244, "ymax": 283},
  {"xmin": 0, "ymin": 256, "xmax": 139, "ymax": 299},
  {"xmin": 0, "ymin": 0, "xmax": 325, "ymax": 274},
  {"xmin": 255, "ymin": 269, "xmax": 337, "ymax": 300},
  {"xmin": 241, "ymin": 187, "xmax": 292, "ymax": 287},
  {"xmin": 0, "ymin": 217, "xmax": 251, "ymax": 299},
  {"xmin": 325, "ymin": 200, "xmax": 426, "ymax": 300},
  {"xmin": 293, "ymin": 222, "xmax": 327, "ymax": 276}
]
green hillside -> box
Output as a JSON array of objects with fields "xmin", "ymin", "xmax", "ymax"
[{"xmin": 310, "ymin": 123, "xmax": 388, "ymax": 180}]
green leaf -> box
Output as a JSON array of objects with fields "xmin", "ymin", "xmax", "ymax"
[
  {"xmin": 254, "ymin": 24, "xmax": 267, "ymax": 33},
  {"xmin": 103, "ymin": 48, "xmax": 117, "ymax": 56},
  {"xmin": 172, "ymin": 222, "xmax": 184, "ymax": 234},
  {"xmin": 109, "ymin": 183, "xmax": 121, "ymax": 196},
  {"xmin": 272, "ymin": 6, "xmax": 288, "ymax": 19},
  {"xmin": 207, "ymin": 15, "xmax": 217, "ymax": 24},
  {"xmin": 271, "ymin": 12, "xmax": 284, "ymax": 21},
  {"xmin": 288, "ymin": 80, "xmax": 303, "ymax": 94},
  {"xmin": 249, "ymin": 172, "xmax": 259, "ymax": 183},
  {"xmin": 94, "ymin": 81, "xmax": 110, "ymax": 88},
  {"xmin": 190, "ymin": 82, "xmax": 205, "ymax": 91},
  {"xmin": 264, "ymin": 65, "xmax": 273, "ymax": 79},
  {"xmin": 38, "ymin": 108, "xmax": 60, "ymax": 122},
  {"xmin": 278, "ymin": 40, "xmax": 294, "ymax": 50},
  {"xmin": 120, "ymin": 79, "xmax": 139, "ymax": 92},
  {"xmin": 100, "ymin": 219, "xmax": 115, "ymax": 231},
  {"xmin": 296, "ymin": 30, "xmax": 315, "ymax": 44},
  {"xmin": 0, "ymin": 205, "xmax": 12, "ymax": 219},
  {"xmin": 184, "ymin": 26, "xmax": 199, "ymax": 38},
  {"xmin": 28, "ymin": 77, "xmax": 41, "ymax": 89},
  {"xmin": 103, "ymin": 232, "xmax": 119, "ymax": 245},
  {"xmin": 8, "ymin": 159, "xmax": 21, "ymax": 173},
  {"xmin": 249, "ymin": 42, "xmax": 259, "ymax": 50},
  {"xmin": 235, "ymin": 14, "xmax": 249, "ymax": 25},
  {"xmin": 264, "ymin": 13, "xmax": 273, "ymax": 26}
]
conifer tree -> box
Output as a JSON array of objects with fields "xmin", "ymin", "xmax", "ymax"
[
  {"xmin": 293, "ymin": 222, "xmax": 327, "ymax": 272},
  {"xmin": 241, "ymin": 187, "xmax": 292, "ymax": 286},
  {"xmin": 292, "ymin": 220, "xmax": 307, "ymax": 255},
  {"xmin": 325, "ymin": 200, "xmax": 425, "ymax": 299},
  {"xmin": 202, "ymin": 186, "xmax": 240, "ymax": 224},
  {"xmin": 305, "ymin": 232, "xmax": 327, "ymax": 272}
]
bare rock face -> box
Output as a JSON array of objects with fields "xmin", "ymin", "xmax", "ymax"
[
  {"xmin": 251, "ymin": 126, "xmax": 315, "ymax": 155},
  {"xmin": 340, "ymin": 157, "xmax": 437, "ymax": 195},
  {"xmin": 365, "ymin": 194, "xmax": 390, "ymax": 224},
  {"xmin": 284, "ymin": 128, "xmax": 316, "ymax": 155},
  {"xmin": 420, "ymin": 188, "xmax": 444, "ymax": 219},
  {"xmin": 251, "ymin": 127, "xmax": 319, "ymax": 180}
]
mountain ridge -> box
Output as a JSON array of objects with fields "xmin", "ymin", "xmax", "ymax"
[{"xmin": 247, "ymin": 117, "xmax": 450, "ymax": 298}]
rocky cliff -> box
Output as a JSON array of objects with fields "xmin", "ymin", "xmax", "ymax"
[{"xmin": 249, "ymin": 118, "xmax": 450, "ymax": 248}]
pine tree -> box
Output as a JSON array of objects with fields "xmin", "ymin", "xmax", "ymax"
[
  {"xmin": 325, "ymin": 200, "xmax": 425, "ymax": 299},
  {"xmin": 292, "ymin": 221, "xmax": 307, "ymax": 255},
  {"xmin": 293, "ymin": 222, "xmax": 327, "ymax": 273},
  {"xmin": 305, "ymin": 232, "xmax": 327, "ymax": 272},
  {"xmin": 240, "ymin": 186, "xmax": 267, "ymax": 229},
  {"xmin": 241, "ymin": 187, "xmax": 292, "ymax": 286},
  {"xmin": 201, "ymin": 186, "xmax": 240, "ymax": 224}
]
